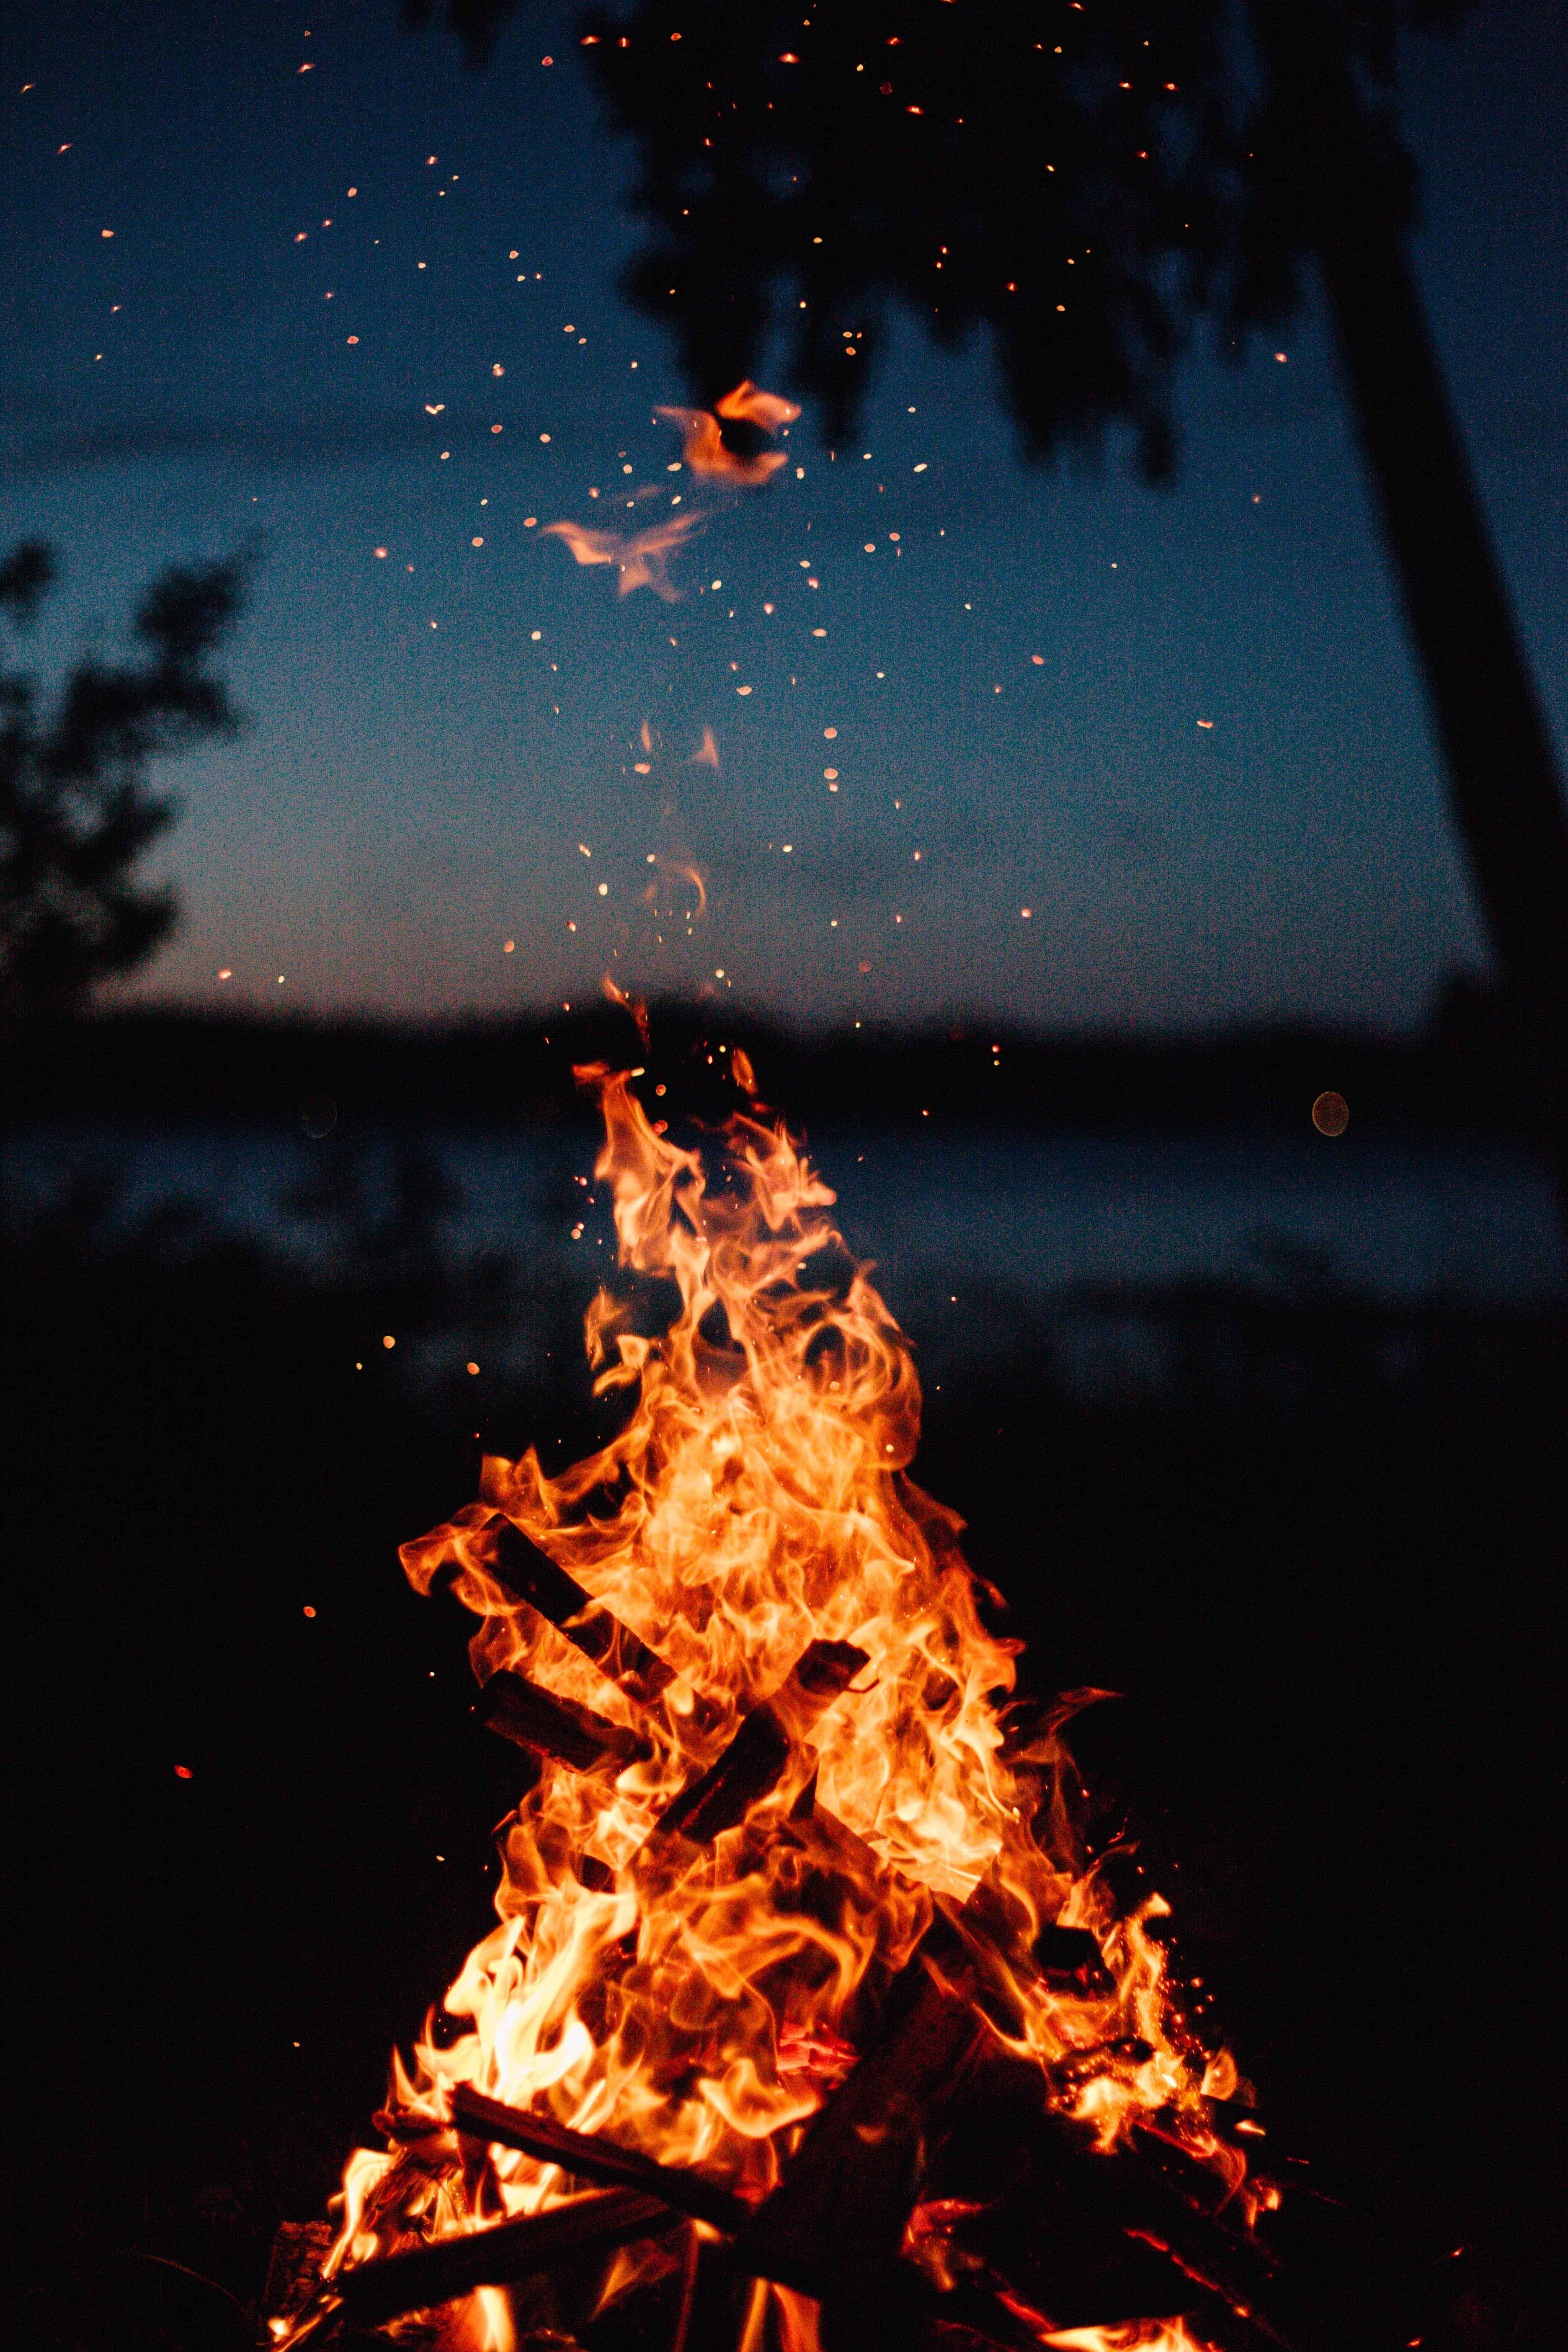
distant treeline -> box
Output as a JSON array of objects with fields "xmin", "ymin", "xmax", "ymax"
[{"xmin": 3, "ymin": 970, "xmax": 1530, "ymax": 1137}]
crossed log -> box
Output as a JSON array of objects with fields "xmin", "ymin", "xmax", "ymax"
[
  {"xmin": 314, "ymin": 1982, "xmax": 1293, "ymax": 2350},
  {"xmin": 281, "ymin": 1509, "xmax": 1314, "ymax": 2349}
]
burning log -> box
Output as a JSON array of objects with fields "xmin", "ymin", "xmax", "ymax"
[
  {"xmin": 353, "ymin": 2081, "xmax": 1289, "ymax": 2350},
  {"xmin": 475, "ymin": 1667, "xmax": 651, "ymax": 1774},
  {"xmin": 957, "ymin": 2102, "xmax": 1295, "ymax": 2352},
  {"xmin": 650, "ymin": 1638, "xmax": 869, "ymax": 1844},
  {"xmin": 728, "ymin": 1881, "xmax": 1081, "ymax": 2293},
  {"xmin": 330, "ymin": 2187, "xmax": 676, "ymax": 2329},
  {"xmin": 482, "ymin": 1512, "xmax": 674, "ymax": 1700},
  {"xmin": 732, "ymin": 1905, "xmax": 1296, "ymax": 2350},
  {"xmin": 913, "ymin": 2041, "xmax": 1301, "ymax": 2347},
  {"xmin": 733, "ymin": 1941, "xmax": 989, "ymax": 2291},
  {"xmin": 449, "ymin": 2082, "xmax": 748, "ymax": 2233},
  {"xmin": 291, "ymin": 1074, "xmax": 1332, "ymax": 2352}
]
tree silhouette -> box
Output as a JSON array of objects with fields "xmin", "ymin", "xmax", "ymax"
[
  {"xmin": 411, "ymin": 0, "xmax": 1568, "ymax": 1231},
  {"xmin": 0, "ymin": 542, "xmax": 253, "ymax": 1022}
]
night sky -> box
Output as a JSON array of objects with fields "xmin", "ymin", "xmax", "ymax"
[{"xmin": 1, "ymin": 0, "xmax": 1563, "ymax": 1030}]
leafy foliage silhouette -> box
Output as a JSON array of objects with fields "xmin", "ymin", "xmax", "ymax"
[
  {"xmin": 0, "ymin": 541, "xmax": 253, "ymax": 1020},
  {"xmin": 407, "ymin": 0, "xmax": 1568, "ymax": 1235},
  {"xmin": 411, "ymin": 0, "xmax": 1452, "ymax": 478}
]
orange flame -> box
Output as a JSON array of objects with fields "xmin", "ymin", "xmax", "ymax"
[
  {"xmin": 657, "ymin": 380, "xmax": 802, "ymax": 485},
  {"xmin": 544, "ymin": 512, "xmax": 702, "ymax": 600},
  {"xmin": 312, "ymin": 1073, "xmax": 1256, "ymax": 2342},
  {"xmin": 715, "ymin": 383, "xmax": 803, "ymax": 434},
  {"xmin": 601, "ymin": 973, "xmax": 651, "ymax": 1045},
  {"xmin": 1042, "ymin": 2324, "xmax": 1220, "ymax": 2352}
]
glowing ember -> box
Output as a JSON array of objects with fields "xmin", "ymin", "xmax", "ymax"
[{"xmin": 286, "ymin": 1067, "xmax": 1266, "ymax": 2348}]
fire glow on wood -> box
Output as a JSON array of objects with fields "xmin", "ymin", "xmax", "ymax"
[{"xmin": 273, "ymin": 1063, "xmax": 1286, "ymax": 2351}]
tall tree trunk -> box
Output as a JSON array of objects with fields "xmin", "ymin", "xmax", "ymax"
[{"xmin": 1252, "ymin": 0, "xmax": 1568, "ymax": 1246}]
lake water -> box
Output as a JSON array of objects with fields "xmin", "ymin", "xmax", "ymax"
[{"xmin": 8, "ymin": 1119, "xmax": 1560, "ymax": 1372}]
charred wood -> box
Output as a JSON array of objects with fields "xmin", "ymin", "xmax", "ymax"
[
  {"xmin": 938, "ymin": 2063, "xmax": 1296, "ymax": 2349},
  {"xmin": 737, "ymin": 1925, "xmax": 1299, "ymax": 2352},
  {"xmin": 733, "ymin": 1953, "xmax": 988, "ymax": 2292},
  {"xmin": 477, "ymin": 1670, "xmax": 652, "ymax": 1775},
  {"xmin": 731, "ymin": 1874, "xmax": 1052, "ymax": 2295},
  {"xmin": 650, "ymin": 1640, "xmax": 868, "ymax": 1845},
  {"xmin": 261, "ymin": 2221, "xmax": 336, "ymax": 2334},
  {"xmin": 331, "ymin": 2188, "xmax": 677, "ymax": 2329},
  {"xmin": 450, "ymin": 2083, "xmax": 749, "ymax": 2234},
  {"xmin": 483, "ymin": 1514, "xmax": 674, "ymax": 1701}
]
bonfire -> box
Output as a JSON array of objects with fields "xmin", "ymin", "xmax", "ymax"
[{"xmin": 271, "ymin": 1061, "xmax": 1294, "ymax": 2352}]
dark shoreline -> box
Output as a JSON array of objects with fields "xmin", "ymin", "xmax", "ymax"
[{"xmin": 2, "ymin": 972, "xmax": 1532, "ymax": 1137}]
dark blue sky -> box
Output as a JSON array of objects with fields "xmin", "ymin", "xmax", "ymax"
[{"xmin": 2, "ymin": 0, "xmax": 1563, "ymax": 1029}]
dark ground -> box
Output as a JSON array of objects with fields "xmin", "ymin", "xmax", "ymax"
[{"xmin": 1, "ymin": 1022, "xmax": 1561, "ymax": 2349}]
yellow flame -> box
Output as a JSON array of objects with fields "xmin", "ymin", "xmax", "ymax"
[{"xmin": 322, "ymin": 1071, "xmax": 1253, "ymax": 2337}]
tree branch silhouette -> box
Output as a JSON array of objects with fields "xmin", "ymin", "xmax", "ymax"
[
  {"xmin": 405, "ymin": 0, "xmax": 1568, "ymax": 1236},
  {"xmin": 0, "ymin": 543, "xmax": 255, "ymax": 1022}
]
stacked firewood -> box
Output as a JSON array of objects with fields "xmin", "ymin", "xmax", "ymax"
[{"xmin": 266, "ymin": 1504, "xmax": 1335, "ymax": 2352}]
